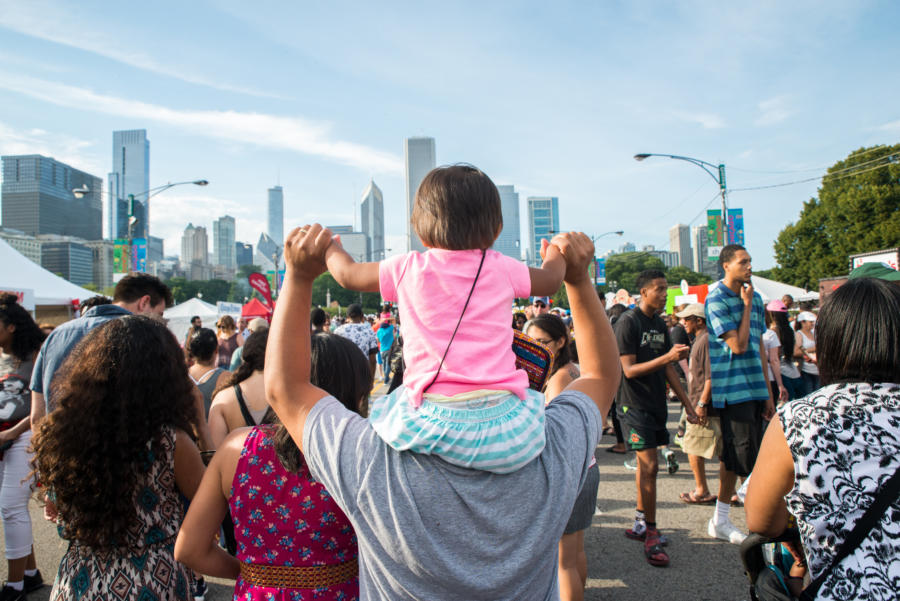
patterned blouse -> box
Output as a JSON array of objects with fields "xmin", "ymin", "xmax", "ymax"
[
  {"xmin": 779, "ymin": 382, "xmax": 900, "ymax": 600},
  {"xmin": 229, "ymin": 425, "xmax": 358, "ymax": 601}
]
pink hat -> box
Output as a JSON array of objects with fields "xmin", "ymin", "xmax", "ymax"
[{"xmin": 766, "ymin": 299, "xmax": 788, "ymax": 312}]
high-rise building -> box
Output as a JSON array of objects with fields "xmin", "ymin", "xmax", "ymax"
[
  {"xmin": 255, "ymin": 232, "xmax": 280, "ymax": 271},
  {"xmin": 619, "ymin": 241, "xmax": 636, "ymax": 254},
  {"xmin": 109, "ymin": 130, "xmax": 150, "ymax": 240},
  {"xmin": 404, "ymin": 137, "xmax": 436, "ymax": 252},
  {"xmin": 2, "ymin": 155, "xmax": 102, "ymax": 240},
  {"xmin": 85, "ymin": 239, "xmax": 115, "ymax": 289},
  {"xmin": 669, "ymin": 223, "xmax": 692, "ymax": 269},
  {"xmin": 526, "ymin": 196, "xmax": 559, "ymax": 267},
  {"xmin": 268, "ymin": 186, "xmax": 284, "ymax": 246},
  {"xmin": 235, "ymin": 242, "xmax": 253, "ymax": 267},
  {"xmin": 646, "ymin": 249, "xmax": 680, "ymax": 269},
  {"xmin": 339, "ymin": 232, "xmax": 369, "ymax": 262},
  {"xmin": 213, "ymin": 215, "xmax": 236, "ymax": 269},
  {"xmin": 0, "ymin": 227, "xmax": 42, "ymax": 264},
  {"xmin": 360, "ymin": 180, "xmax": 384, "ymax": 260},
  {"xmin": 180, "ymin": 223, "xmax": 208, "ymax": 267},
  {"xmin": 148, "ymin": 236, "xmax": 164, "ymax": 265},
  {"xmin": 39, "ymin": 235, "xmax": 93, "ymax": 286},
  {"xmin": 692, "ymin": 225, "xmax": 718, "ymax": 278},
  {"xmin": 494, "ymin": 185, "xmax": 521, "ymax": 260}
]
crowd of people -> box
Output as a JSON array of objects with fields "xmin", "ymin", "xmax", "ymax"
[{"xmin": 0, "ymin": 164, "xmax": 897, "ymax": 601}]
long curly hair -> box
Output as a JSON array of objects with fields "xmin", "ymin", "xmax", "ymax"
[
  {"xmin": 0, "ymin": 293, "xmax": 46, "ymax": 361},
  {"xmin": 31, "ymin": 316, "xmax": 196, "ymax": 551}
]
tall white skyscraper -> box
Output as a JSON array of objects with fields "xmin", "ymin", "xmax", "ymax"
[
  {"xmin": 669, "ymin": 223, "xmax": 692, "ymax": 269},
  {"xmin": 494, "ymin": 185, "xmax": 521, "ymax": 260},
  {"xmin": 527, "ymin": 196, "xmax": 559, "ymax": 267},
  {"xmin": 181, "ymin": 223, "xmax": 208, "ymax": 266},
  {"xmin": 213, "ymin": 215, "xmax": 236, "ymax": 269},
  {"xmin": 109, "ymin": 130, "xmax": 150, "ymax": 240},
  {"xmin": 268, "ymin": 186, "xmax": 284, "ymax": 246},
  {"xmin": 360, "ymin": 179, "xmax": 384, "ymax": 260},
  {"xmin": 404, "ymin": 137, "xmax": 436, "ymax": 252}
]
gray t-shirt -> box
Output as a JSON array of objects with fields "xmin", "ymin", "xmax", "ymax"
[{"xmin": 303, "ymin": 389, "xmax": 601, "ymax": 601}]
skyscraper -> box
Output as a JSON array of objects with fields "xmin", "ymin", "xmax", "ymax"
[
  {"xmin": 39, "ymin": 235, "xmax": 93, "ymax": 286},
  {"xmin": 494, "ymin": 185, "xmax": 521, "ymax": 260},
  {"xmin": 669, "ymin": 223, "xmax": 692, "ymax": 269},
  {"xmin": 268, "ymin": 186, "xmax": 284, "ymax": 246},
  {"xmin": 235, "ymin": 242, "xmax": 253, "ymax": 267},
  {"xmin": 404, "ymin": 137, "xmax": 436, "ymax": 252},
  {"xmin": 692, "ymin": 224, "xmax": 718, "ymax": 278},
  {"xmin": 360, "ymin": 179, "xmax": 384, "ymax": 260},
  {"xmin": 181, "ymin": 223, "xmax": 208, "ymax": 267},
  {"xmin": 109, "ymin": 130, "xmax": 150, "ymax": 240},
  {"xmin": 1, "ymin": 155, "xmax": 102, "ymax": 240},
  {"xmin": 527, "ymin": 196, "xmax": 559, "ymax": 267},
  {"xmin": 213, "ymin": 215, "xmax": 236, "ymax": 269}
]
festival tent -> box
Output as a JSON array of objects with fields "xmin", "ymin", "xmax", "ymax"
[
  {"xmin": 241, "ymin": 298, "xmax": 272, "ymax": 320},
  {"xmin": 0, "ymin": 237, "xmax": 97, "ymax": 308},
  {"xmin": 164, "ymin": 297, "xmax": 218, "ymax": 343}
]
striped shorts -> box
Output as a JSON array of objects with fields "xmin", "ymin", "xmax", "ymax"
[{"xmin": 368, "ymin": 386, "xmax": 546, "ymax": 474}]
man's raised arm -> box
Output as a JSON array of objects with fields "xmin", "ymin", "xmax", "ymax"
[
  {"xmin": 265, "ymin": 224, "xmax": 332, "ymax": 452},
  {"xmin": 555, "ymin": 232, "xmax": 620, "ymax": 415}
]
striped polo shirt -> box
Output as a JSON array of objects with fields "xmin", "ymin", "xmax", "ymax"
[{"xmin": 705, "ymin": 281, "xmax": 769, "ymax": 408}]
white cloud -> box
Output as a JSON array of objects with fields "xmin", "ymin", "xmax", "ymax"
[
  {"xmin": 0, "ymin": 121, "xmax": 104, "ymax": 176},
  {"xmin": 670, "ymin": 110, "xmax": 726, "ymax": 129},
  {"xmin": 755, "ymin": 96, "xmax": 792, "ymax": 126},
  {"xmin": 0, "ymin": 0, "xmax": 283, "ymax": 99},
  {"xmin": 876, "ymin": 119, "xmax": 900, "ymax": 132},
  {"xmin": 0, "ymin": 73, "xmax": 404, "ymax": 175}
]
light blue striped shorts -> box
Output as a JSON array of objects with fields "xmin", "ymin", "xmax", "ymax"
[{"xmin": 368, "ymin": 386, "xmax": 546, "ymax": 474}]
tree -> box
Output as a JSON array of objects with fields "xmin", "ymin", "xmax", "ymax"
[
  {"xmin": 312, "ymin": 272, "xmax": 382, "ymax": 312},
  {"xmin": 599, "ymin": 252, "xmax": 665, "ymax": 294},
  {"xmin": 665, "ymin": 265, "xmax": 712, "ymax": 286},
  {"xmin": 772, "ymin": 145, "xmax": 900, "ymax": 289}
]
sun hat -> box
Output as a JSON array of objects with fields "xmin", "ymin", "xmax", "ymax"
[
  {"xmin": 797, "ymin": 311, "xmax": 817, "ymax": 322},
  {"xmin": 765, "ymin": 299, "xmax": 788, "ymax": 312},
  {"xmin": 675, "ymin": 303, "xmax": 705, "ymax": 320}
]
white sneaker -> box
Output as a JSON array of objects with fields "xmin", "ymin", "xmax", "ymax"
[{"xmin": 707, "ymin": 518, "xmax": 747, "ymax": 544}]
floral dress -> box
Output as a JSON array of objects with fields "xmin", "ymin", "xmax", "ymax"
[
  {"xmin": 52, "ymin": 427, "xmax": 191, "ymax": 601},
  {"xmin": 779, "ymin": 382, "xmax": 900, "ymax": 600},
  {"xmin": 229, "ymin": 425, "xmax": 358, "ymax": 601}
]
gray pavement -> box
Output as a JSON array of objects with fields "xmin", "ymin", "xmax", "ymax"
[{"xmin": 5, "ymin": 399, "xmax": 753, "ymax": 600}]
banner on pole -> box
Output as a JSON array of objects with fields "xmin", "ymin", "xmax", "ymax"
[
  {"xmin": 131, "ymin": 238, "xmax": 147, "ymax": 273},
  {"xmin": 248, "ymin": 272, "xmax": 274, "ymax": 308},
  {"xmin": 596, "ymin": 258, "xmax": 606, "ymax": 285},
  {"xmin": 113, "ymin": 238, "xmax": 130, "ymax": 273}
]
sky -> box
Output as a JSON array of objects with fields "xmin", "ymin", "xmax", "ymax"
[{"xmin": 1, "ymin": 0, "xmax": 899, "ymax": 270}]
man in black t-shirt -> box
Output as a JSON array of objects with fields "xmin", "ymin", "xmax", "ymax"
[{"xmin": 614, "ymin": 269, "xmax": 697, "ymax": 567}]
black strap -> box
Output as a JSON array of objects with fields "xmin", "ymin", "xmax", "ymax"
[
  {"xmin": 234, "ymin": 385, "xmax": 257, "ymax": 427},
  {"xmin": 422, "ymin": 249, "xmax": 487, "ymax": 394},
  {"xmin": 800, "ymin": 463, "xmax": 900, "ymax": 600}
]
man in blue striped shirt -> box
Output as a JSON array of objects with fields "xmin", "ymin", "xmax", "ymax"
[{"xmin": 702, "ymin": 244, "xmax": 773, "ymax": 544}]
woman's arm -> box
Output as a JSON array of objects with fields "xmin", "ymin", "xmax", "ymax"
[
  {"xmin": 175, "ymin": 430, "xmax": 243, "ymax": 580},
  {"xmin": 767, "ymin": 347, "xmax": 788, "ymax": 402},
  {"xmin": 174, "ymin": 428, "xmax": 205, "ymax": 501},
  {"xmin": 324, "ymin": 234, "xmax": 380, "ymax": 292},
  {"xmin": 745, "ymin": 415, "xmax": 795, "ymax": 536},
  {"xmin": 207, "ymin": 390, "xmax": 232, "ymax": 449}
]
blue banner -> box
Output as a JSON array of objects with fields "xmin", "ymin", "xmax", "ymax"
[
  {"xmin": 596, "ymin": 258, "xmax": 606, "ymax": 285},
  {"xmin": 727, "ymin": 208, "xmax": 744, "ymax": 246},
  {"xmin": 131, "ymin": 238, "xmax": 147, "ymax": 272}
]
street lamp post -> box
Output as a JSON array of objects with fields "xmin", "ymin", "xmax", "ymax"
[{"xmin": 73, "ymin": 179, "xmax": 209, "ymax": 274}]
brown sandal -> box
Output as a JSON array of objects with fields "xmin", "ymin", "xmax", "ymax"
[{"xmin": 680, "ymin": 491, "xmax": 717, "ymax": 505}]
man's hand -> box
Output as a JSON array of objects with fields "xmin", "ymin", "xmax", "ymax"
[
  {"xmin": 684, "ymin": 404, "xmax": 700, "ymax": 425},
  {"xmin": 549, "ymin": 232, "xmax": 594, "ymax": 284},
  {"xmin": 667, "ymin": 344, "xmax": 690, "ymax": 363},
  {"xmin": 741, "ymin": 282, "xmax": 754, "ymax": 307},
  {"xmin": 763, "ymin": 397, "xmax": 776, "ymax": 421},
  {"xmin": 284, "ymin": 224, "xmax": 331, "ymax": 281},
  {"xmin": 43, "ymin": 494, "xmax": 58, "ymax": 523},
  {"xmin": 695, "ymin": 403, "xmax": 708, "ymax": 426}
]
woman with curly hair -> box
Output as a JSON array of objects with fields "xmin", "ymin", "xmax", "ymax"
[
  {"xmin": 31, "ymin": 316, "xmax": 205, "ymax": 601},
  {"xmin": 0, "ymin": 294, "xmax": 47, "ymax": 601},
  {"xmin": 175, "ymin": 333, "xmax": 368, "ymax": 601}
]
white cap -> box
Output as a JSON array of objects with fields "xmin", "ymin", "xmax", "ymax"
[{"xmin": 797, "ymin": 311, "xmax": 816, "ymax": 322}]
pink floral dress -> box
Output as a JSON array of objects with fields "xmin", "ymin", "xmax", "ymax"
[{"xmin": 229, "ymin": 425, "xmax": 358, "ymax": 601}]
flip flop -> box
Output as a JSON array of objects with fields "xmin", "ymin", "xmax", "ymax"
[
  {"xmin": 606, "ymin": 446, "xmax": 627, "ymax": 454},
  {"xmin": 680, "ymin": 491, "xmax": 717, "ymax": 505},
  {"xmin": 644, "ymin": 531, "xmax": 670, "ymax": 567}
]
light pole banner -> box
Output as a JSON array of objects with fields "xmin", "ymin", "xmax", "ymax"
[
  {"xmin": 596, "ymin": 258, "xmax": 606, "ymax": 285},
  {"xmin": 728, "ymin": 208, "xmax": 744, "ymax": 246},
  {"xmin": 113, "ymin": 238, "xmax": 130, "ymax": 273},
  {"xmin": 131, "ymin": 238, "xmax": 147, "ymax": 273},
  {"xmin": 707, "ymin": 210, "xmax": 724, "ymax": 256}
]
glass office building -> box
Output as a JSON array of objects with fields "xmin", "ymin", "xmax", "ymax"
[
  {"xmin": 527, "ymin": 196, "xmax": 559, "ymax": 267},
  {"xmin": 494, "ymin": 185, "xmax": 521, "ymax": 260},
  {"xmin": 110, "ymin": 130, "xmax": 150, "ymax": 240}
]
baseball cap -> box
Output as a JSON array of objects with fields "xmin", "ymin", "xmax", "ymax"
[
  {"xmin": 766, "ymin": 299, "xmax": 788, "ymax": 312},
  {"xmin": 675, "ymin": 303, "xmax": 705, "ymax": 320},
  {"xmin": 848, "ymin": 262, "xmax": 900, "ymax": 281},
  {"xmin": 248, "ymin": 317, "xmax": 269, "ymax": 332},
  {"xmin": 531, "ymin": 296, "xmax": 550, "ymax": 306},
  {"xmin": 797, "ymin": 311, "xmax": 817, "ymax": 322}
]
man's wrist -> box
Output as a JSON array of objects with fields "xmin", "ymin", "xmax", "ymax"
[{"xmin": 697, "ymin": 401, "xmax": 708, "ymax": 408}]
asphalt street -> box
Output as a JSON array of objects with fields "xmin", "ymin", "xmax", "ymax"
[{"xmin": 5, "ymin": 398, "xmax": 753, "ymax": 600}]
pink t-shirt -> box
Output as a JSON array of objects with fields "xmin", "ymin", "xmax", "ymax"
[{"xmin": 380, "ymin": 248, "xmax": 531, "ymax": 406}]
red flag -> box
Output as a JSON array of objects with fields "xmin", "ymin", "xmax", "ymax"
[{"xmin": 248, "ymin": 272, "xmax": 274, "ymax": 308}]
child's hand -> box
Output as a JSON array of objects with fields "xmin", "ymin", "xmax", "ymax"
[
  {"xmin": 538, "ymin": 238, "xmax": 563, "ymax": 262},
  {"xmin": 284, "ymin": 224, "xmax": 332, "ymax": 281}
]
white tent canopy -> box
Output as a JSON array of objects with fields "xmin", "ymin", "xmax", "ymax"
[
  {"xmin": 164, "ymin": 297, "xmax": 218, "ymax": 343},
  {"xmin": 0, "ymin": 237, "xmax": 98, "ymax": 307},
  {"xmin": 709, "ymin": 275, "xmax": 815, "ymax": 304}
]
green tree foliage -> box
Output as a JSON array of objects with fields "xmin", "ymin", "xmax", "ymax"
[
  {"xmin": 772, "ymin": 145, "xmax": 900, "ymax": 289},
  {"xmin": 599, "ymin": 252, "xmax": 665, "ymax": 293},
  {"xmin": 165, "ymin": 278, "xmax": 234, "ymax": 304},
  {"xmin": 664, "ymin": 265, "xmax": 713, "ymax": 286},
  {"xmin": 312, "ymin": 272, "xmax": 382, "ymax": 312}
]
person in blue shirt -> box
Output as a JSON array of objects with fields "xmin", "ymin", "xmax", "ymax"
[
  {"xmin": 376, "ymin": 315, "xmax": 395, "ymax": 384},
  {"xmin": 702, "ymin": 244, "xmax": 773, "ymax": 545}
]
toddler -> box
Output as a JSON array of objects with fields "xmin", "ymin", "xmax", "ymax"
[{"xmin": 325, "ymin": 164, "xmax": 565, "ymax": 472}]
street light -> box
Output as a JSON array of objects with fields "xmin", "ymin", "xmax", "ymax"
[{"xmin": 73, "ymin": 179, "xmax": 208, "ymax": 274}]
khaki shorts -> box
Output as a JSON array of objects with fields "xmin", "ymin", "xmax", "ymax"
[{"xmin": 683, "ymin": 417, "xmax": 722, "ymax": 460}]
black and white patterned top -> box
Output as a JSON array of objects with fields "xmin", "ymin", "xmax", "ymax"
[
  {"xmin": 334, "ymin": 322, "xmax": 378, "ymax": 358},
  {"xmin": 779, "ymin": 382, "xmax": 900, "ymax": 601}
]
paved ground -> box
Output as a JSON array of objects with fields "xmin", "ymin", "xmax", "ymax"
[{"xmin": 5, "ymin": 397, "xmax": 754, "ymax": 600}]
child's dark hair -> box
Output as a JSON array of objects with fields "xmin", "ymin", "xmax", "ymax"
[{"xmin": 412, "ymin": 164, "xmax": 502, "ymax": 250}]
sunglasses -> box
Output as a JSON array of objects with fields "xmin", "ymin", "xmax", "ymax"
[{"xmin": 533, "ymin": 302, "xmax": 547, "ymax": 308}]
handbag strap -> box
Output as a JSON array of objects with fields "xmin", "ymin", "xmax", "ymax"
[
  {"xmin": 800, "ymin": 462, "xmax": 900, "ymax": 600},
  {"xmin": 233, "ymin": 384, "xmax": 257, "ymax": 427},
  {"xmin": 422, "ymin": 249, "xmax": 487, "ymax": 394}
]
